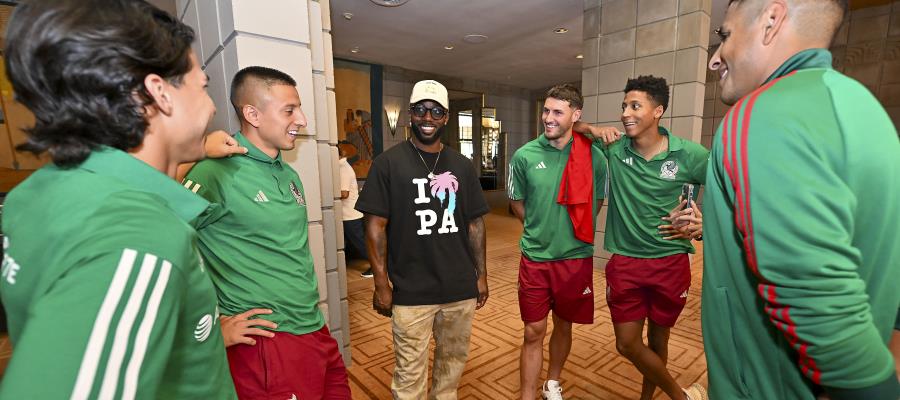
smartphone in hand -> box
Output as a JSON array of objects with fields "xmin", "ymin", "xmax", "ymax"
[
  {"xmin": 675, "ymin": 183, "xmax": 695, "ymax": 228},
  {"xmin": 681, "ymin": 183, "xmax": 695, "ymax": 209}
]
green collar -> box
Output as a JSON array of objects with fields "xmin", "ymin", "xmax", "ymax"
[
  {"xmin": 79, "ymin": 147, "xmax": 209, "ymax": 222},
  {"xmin": 624, "ymin": 126, "xmax": 683, "ymax": 161},
  {"xmin": 235, "ymin": 131, "xmax": 284, "ymax": 165},
  {"xmin": 764, "ymin": 48, "xmax": 833, "ymax": 84},
  {"xmin": 537, "ymin": 132, "xmax": 573, "ymax": 151}
]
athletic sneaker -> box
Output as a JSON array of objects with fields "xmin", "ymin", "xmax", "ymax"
[
  {"xmin": 541, "ymin": 380, "xmax": 563, "ymax": 400},
  {"xmin": 683, "ymin": 383, "xmax": 708, "ymax": 400},
  {"xmin": 361, "ymin": 267, "xmax": 373, "ymax": 278}
]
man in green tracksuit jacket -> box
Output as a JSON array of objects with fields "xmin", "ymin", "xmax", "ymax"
[
  {"xmin": 0, "ymin": 1, "xmax": 236, "ymax": 398},
  {"xmin": 702, "ymin": 1, "xmax": 900, "ymax": 399}
]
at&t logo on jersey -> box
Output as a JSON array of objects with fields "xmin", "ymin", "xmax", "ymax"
[{"xmin": 194, "ymin": 314, "xmax": 213, "ymax": 342}]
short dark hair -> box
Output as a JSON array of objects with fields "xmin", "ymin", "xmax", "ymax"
[
  {"xmin": 546, "ymin": 84, "xmax": 583, "ymax": 110},
  {"xmin": 4, "ymin": 0, "xmax": 195, "ymax": 168},
  {"xmin": 728, "ymin": 0, "xmax": 847, "ymax": 42},
  {"xmin": 230, "ymin": 66, "xmax": 297, "ymax": 115},
  {"xmin": 624, "ymin": 75, "xmax": 670, "ymax": 111}
]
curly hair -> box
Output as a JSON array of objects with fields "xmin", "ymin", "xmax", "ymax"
[
  {"xmin": 4, "ymin": 0, "xmax": 195, "ymax": 168},
  {"xmin": 624, "ymin": 75, "xmax": 669, "ymax": 111}
]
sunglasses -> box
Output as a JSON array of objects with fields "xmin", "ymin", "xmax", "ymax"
[{"xmin": 410, "ymin": 103, "xmax": 447, "ymax": 119}]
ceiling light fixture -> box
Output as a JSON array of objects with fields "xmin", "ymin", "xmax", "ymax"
[
  {"xmin": 369, "ymin": 0, "xmax": 411, "ymax": 6},
  {"xmin": 553, "ymin": 27, "xmax": 569, "ymax": 34},
  {"xmin": 342, "ymin": 12, "xmax": 353, "ymax": 20},
  {"xmin": 575, "ymin": 54, "xmax": 584, "ymax": 59},
  {"xmin": 444, "ymin": 45, "xmax": 454, "ymax": 50},
  {"xmin": 463, "ymin": 34, "xmax": 488, "ymax": 44},
  {"xmin": 350, "ymin": 47, "xmax": 360, "ymax": 53}
]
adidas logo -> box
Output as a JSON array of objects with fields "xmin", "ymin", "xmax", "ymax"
[
  {"xmin": 254, "ymin": 190, "xmax": 270, "ymax": 203},
  {"xmin": 679, "ymin": 289, "xmax": 689, "ymax": 299},
  {"xmin": 182, "ymin": 180, "xmax": 202, "ymax": 193},
  {"xmin": 535, "ymin": 161, "xmax": 547, "ymax": 169},
  {"xmin": 622, "ymin": 157, "xmax": 633, "ymax": 166},
  {"xmin": 582, "ymin": 287, "xmax": 592, "ymax": 295}
]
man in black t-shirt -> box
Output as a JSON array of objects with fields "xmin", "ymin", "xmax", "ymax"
[{"xmin": 356, "ymin": 80, "xmax": 489, "ymax": 400}]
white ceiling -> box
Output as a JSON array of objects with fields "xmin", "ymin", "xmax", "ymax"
[
  {"xmin": 151, "ymin": 0, "xmax": 727, "ymax": 91},
  {"xmin": 330, "ymin": 0, "xmax": 586, "ymax": 90},
  {"xmin": 332, "ymin": 0, "xmax": 727, "ymax": 90}
]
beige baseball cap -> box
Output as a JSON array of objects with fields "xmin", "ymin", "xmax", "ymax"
[{"xmin": 409, "ymin": 80, "xmax": 449, "ymax": 109}]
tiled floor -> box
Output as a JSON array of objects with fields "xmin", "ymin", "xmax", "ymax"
[{"xmin": 344, "ymin": 209, "xmax": 708, "ymax": 399}]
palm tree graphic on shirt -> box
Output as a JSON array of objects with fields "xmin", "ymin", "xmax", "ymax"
[{"xmin": 429, "ymin": 171, "xmax": 459, "ymax": 213}]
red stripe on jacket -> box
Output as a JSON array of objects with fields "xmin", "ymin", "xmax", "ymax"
[{"xmin": 721, "ymin": 72, "xmax": 821, "ymax": 382}]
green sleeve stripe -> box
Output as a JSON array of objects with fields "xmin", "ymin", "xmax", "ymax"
[{"xmin": 71, "ymin": 249, "xmax": 173, "ymax": 400}]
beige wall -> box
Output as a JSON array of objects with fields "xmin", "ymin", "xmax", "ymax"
[
  {"xmin": 177, "ymin": 0, "xmax": 351, "ymax": 364},
  {"xmin": 831, "ymin": 1, "xmax": 900, "ymax": 129}
]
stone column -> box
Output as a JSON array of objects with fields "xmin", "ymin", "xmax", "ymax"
[
  {"xmin": 582, "ymin": 0, "xmax": 711, "ymax": 269},
  {"xmin": 176, "ymin": 0, "xmax": 350, "ymax": 364}
]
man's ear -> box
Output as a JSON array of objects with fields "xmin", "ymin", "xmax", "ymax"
[
  {"xmin": 243, "ymin": 104, "xmax": 262, "ymax": 128},
  {"xmin": 143, "ymin": 73, "xmax": 173, "ymax": 116},
  {"xmin": 572, "ymin": 108, "xmax": 583, "ymax": 122},
  {"xmin": 654, "ymin": 104, "xmax": 664, "ymax": 119},
  {"xmin": 761, "ymin": 0, "xmax": 788, "ymax": 46}
]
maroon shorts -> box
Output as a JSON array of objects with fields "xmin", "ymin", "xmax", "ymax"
[
  {"xmin": 226, "ymin": 326, "xmax": 351, "ymax": 400},
  {"xmin": 518, "ymin": 255, "xmax": 594, "ymax": 324},
  {"xmin": 604, "ymin": 253, "xmax": 691, "ymax": 327}
]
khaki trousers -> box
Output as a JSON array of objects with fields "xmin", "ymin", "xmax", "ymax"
[{"xmin": 390, "ymin": 298, "xmax": 476, "ymax": 400}]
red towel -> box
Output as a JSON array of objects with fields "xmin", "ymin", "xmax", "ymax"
[{"xmin": 557, "ymin": 131, "xmax": 594, "ymax": 244}]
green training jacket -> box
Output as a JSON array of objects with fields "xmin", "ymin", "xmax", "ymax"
[{"xmin": 702, "ymin": 49, "xmax": 900, "ymax": 399}]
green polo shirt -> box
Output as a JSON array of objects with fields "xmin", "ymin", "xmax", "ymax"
[
  {"xmin": 603, "ymin": 127, "xmax": 709, "ymax": 258},
  {"xmin": 0, "ymin": 148, "xmax": 235, "ymax": 399},
  {"xmin": 185, "ymin": 132, "xmax": 325, "ymax": 336},
  {"xmin": 509, "ymin": 134, "xmax": 608, "ymax": 261}
]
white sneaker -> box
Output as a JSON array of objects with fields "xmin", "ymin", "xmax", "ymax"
[
  {"xmin": 683, "ymin": 383, "xmax": 708, "ymax": 400},
  {"xmin": 541, "ymin": 379, "xmax": 563, "ymax": 400}
]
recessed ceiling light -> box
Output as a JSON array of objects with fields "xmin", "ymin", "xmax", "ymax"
[
  {"xmin": 575, "ymin": 54, "xmax": 584, "ymax": 59},
  {"xmin": 463, "ymin": 34, "xmax": 488, "ymax": 44},
  {"xmin": 553, "ymin": 27, "xmax": 569, "ymax": 34},
  {"xmin": 350, "ymin": 47, "xmax": 360, "ymax": 53},
  {"xmin": 369, "ymin": 0, "xmax": 410, "ymax": 6},
  {"xmin": 342, "ymin": 12, "xmax": 353, "ymax": 20},
  {"xmin": 444, "ymin": 45, "xmax": 454, "ymax": 50}
]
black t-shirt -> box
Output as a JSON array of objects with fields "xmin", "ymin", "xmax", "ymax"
[{"xmin": 356, "ymin": 141, "xmax": 489, "ymax": 305}]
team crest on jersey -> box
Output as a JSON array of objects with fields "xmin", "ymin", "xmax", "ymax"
[
  {"xmin": 660, "ymin": 161, "xmax": 678, "ymax": 180},
  {"xmin": 289, "ymin": 181, "xmax": 306, "ymax": 207}
]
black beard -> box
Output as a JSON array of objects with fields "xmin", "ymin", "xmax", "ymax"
[{"xmin": 411, "ymin": 123, "xmax": 444, "ymax": 145}]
